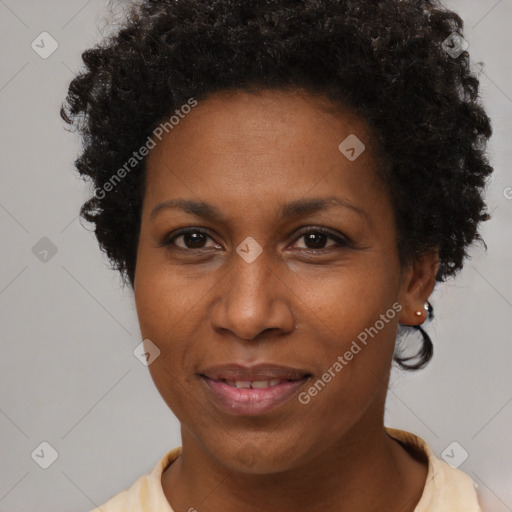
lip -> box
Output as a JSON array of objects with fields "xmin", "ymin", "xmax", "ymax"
[
  {"xmin": 199, "ymin": 363, "xmax": 311, "ymax": 416},
  {"xmin": 201, "ymin": 363, "xmax": 310, "ymax": 381}
]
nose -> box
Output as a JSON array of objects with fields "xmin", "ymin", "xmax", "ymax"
[{"xmin": 209, "ymin": 248, "xmax": 296, "ymax": 341}]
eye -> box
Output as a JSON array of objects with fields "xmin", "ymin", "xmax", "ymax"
[
  {"xmin": 162, "ymin": 228, "xmax": 219, "ymax": 250},
  {"xmin": 290, "ymin": 227, "xmax": 350, "ymax": 251},
  {"xmin": 161, "ymin": 226, "xmax": 351, "ymax": 252}
]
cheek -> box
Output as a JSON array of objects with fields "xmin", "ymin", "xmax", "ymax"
[
  {"xmin": 291, "ymin": 259, "xmax": 400, "ymax": 397},
  {"xmin": 134, "ymin": 249, "xmax": 208, "ymax": 338},
  {"xmin": 292, "ymin": 257, "xmax": 400, "ymax": 336},
  {"xmin": 135, "ymin": 294, "xmax": 198, "ymax": 423},
  {"xmin": 133, "ymin": 257, "xmax": 198, "ymax": 408},
  {"xmin": 296, "ymin": 279, "xmax": 399, "ymax": 437}
]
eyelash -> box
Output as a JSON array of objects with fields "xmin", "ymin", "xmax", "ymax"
[{"xmin": 160, "ymin": 226, "xmax": 352, "ymax": 253}]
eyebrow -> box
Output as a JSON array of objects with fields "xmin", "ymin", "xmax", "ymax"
[{"xmin": 150, "ymin": 196, "xmax": 371, "ymax": 224}]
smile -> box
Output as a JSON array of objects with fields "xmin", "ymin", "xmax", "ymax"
[
  {"xmin": 200, "ymin": 374, "xmax": 310, "ymax": 416},
  {"xmin": 224, "ymin": 379, "xmax": 289, "ymax": 388}
]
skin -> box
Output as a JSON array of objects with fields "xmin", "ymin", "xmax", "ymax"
[{"xmin": 133, "ymin": 88, "xmax": 440, "ymax": 512}]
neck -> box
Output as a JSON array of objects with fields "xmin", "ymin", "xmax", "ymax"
[{"xmin": 162, "ymin": 412, "xmax": 427, "ymax": 512}]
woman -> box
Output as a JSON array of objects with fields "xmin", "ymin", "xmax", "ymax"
[{"xmin": 61, "ymin": 0, "xmax": 493, "ymax": 510}]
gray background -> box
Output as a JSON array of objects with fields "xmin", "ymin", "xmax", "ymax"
[{"xmin": 0, "ymin": 1, "xmax": 511, "ymax": 511}]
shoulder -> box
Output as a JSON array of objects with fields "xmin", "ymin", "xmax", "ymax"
[
  {"xmin": 386, "ymin": 427, "xmax": 482, "ymax": 512},
  {"xmin": 89, "ymin": 447, "xmax": 182, "ymax": 512}
]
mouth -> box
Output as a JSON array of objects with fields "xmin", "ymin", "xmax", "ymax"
[
  {"xmin": 221, "ymin": 378, "xmax": 297, "ymax": 388},
  {"xmin": 199, "ymin": 363, "xmax": 311, "ymax": 416}
]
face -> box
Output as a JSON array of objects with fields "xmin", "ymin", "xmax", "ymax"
[{"xmin": 134, "ymin": 89, "xmax": 422, "ymax": 473}]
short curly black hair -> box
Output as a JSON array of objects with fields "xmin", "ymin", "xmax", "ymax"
[{"xmin": 61, "ymin": 0, "xmax": 493, "ymax": 370}]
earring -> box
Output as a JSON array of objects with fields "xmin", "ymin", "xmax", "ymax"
[{"xmin": 415, "ymin": 301, "xmax": 430, "ymax": 317}]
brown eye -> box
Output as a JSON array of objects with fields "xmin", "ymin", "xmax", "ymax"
[
  {"xmin": 302, "ymin": 232, "xmax": 331, "ymax": 249},
  {"xmin": 178, "ymin": 231, "xmax": 209, "ymax": 249},
  {"xmin": 291, "ymin": 228, "xmax": 350, "ymax": 251},
  {"xmin": 162, "ymin": 228, "xmax": 218, "ymax": 250},
  {"xmin": 161, "ymin": 226, "xmax": 350, "ymax": 254}
]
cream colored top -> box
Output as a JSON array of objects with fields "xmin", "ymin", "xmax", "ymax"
[{"xmin": 91, "ymin": 428, "xmax": 482, "ymax": 511}]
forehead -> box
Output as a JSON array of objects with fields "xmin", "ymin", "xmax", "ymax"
[
  {"xmin": 143, "ymin": 88, "xmax": 386, "ymax": 217},
  {"xmin": 143, "ymin": 91, "xmax": 393, "ymax": 244}
]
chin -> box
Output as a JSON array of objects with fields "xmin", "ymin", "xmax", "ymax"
[{"xmin": 206, "ymin": 435, "xmax": 309, "ymax": 475}]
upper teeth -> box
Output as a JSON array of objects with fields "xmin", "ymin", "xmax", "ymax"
[{"xmin": 227, "ymin": 379, "xmax": 282, "ymax": 388}]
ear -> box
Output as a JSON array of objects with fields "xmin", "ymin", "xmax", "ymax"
[{"xmin": 398, "ymin": 251, "xmax": 440, "ymax": 326}]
